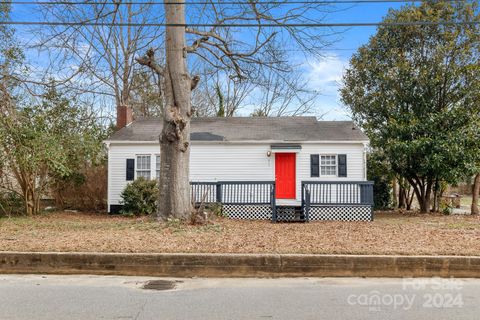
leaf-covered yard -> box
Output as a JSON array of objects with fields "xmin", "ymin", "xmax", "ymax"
[{"xmin": 0, "ymin": 211, "xmax": 479, "ymax": 256}]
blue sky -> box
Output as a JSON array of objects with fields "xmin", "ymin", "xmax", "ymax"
[
  {"xmin": 9, "ymin": 1, "xmax": 406, "ymax": 120},
  {"xmin": 300, "ymin": 2, "xmax": 404, "ymax": 120}
]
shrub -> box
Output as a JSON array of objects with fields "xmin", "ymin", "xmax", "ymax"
[
  {"xmin": 120, "ymin": 177, "xmax": 158, "ymax": 216},
  {"xmin": 0, "ymin": 191, "xmax": 24, "ymax": 216},
  {"xmin": 439, "ymin": 197, "xmax": 453, "ymax": 215},
  {"xmin": 51, "ymin": 164, "xmax": 107, "ymax": 212},
  {"xmin": 367, "ymin": 151, "xmax": 393, "ymax": 210}
]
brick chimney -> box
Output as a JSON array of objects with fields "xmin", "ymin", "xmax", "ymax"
[{"xmin": 116, "ymin": 105, "xmax": 133, "ymax": 130}]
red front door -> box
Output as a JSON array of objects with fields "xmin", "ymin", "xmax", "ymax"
[{"xmin": 275, "ymin": 153, "xmax": 296, "ymax": 199}]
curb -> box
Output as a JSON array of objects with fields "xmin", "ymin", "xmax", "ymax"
[{"xmin": 1, "ymin": 252, "xmax": 479, "ymax": 278}]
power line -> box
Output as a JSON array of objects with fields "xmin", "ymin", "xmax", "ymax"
[
  {"xmin": 6, "ymin": 0, "xmax": 471, "ymax": 5},
  {"xmin": 1, "ymin": 20, "xmax": 479, "ymax": 27}
]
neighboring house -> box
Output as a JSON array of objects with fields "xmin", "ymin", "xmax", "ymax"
[{"xmin": 104, "ymin": 116, "xmax": 373, "ymax": 221}]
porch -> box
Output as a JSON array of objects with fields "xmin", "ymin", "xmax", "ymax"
[{"xmin": 190, "ymin": 180, "xmax": 374, "ymax": 222}]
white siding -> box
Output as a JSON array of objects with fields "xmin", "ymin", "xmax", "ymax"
[
  {"xmin": 107, "ymin": 142, "xmax": 366, "ymax": 208},
  {"xmin": 107, "ymin": 143, "xmax": 160, "ymax": 208},
  {"xmin": 289, "ymin": 144, "xmax": 365, "ymax": 205}
]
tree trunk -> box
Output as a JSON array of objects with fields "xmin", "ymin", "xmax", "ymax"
[
  {"xmin": 398, "ymin": 183, "xmax": 406, "ymax": 209},
  {"xmin": 432, "ymin": 179, "xmax": 440, "ymax": 212},
  {"xmin": 472, "ymin": 173, "xmax": 480, "ymax": 215},
  {"xmin": 157, "ymin": 0, "xmax": 192, "ymax": 220},
  {"xmin": 392, "ymin": 178, "xmax": 398, "ymax": 208},
  {"xmin": 24, "ymin": 186, "xmax": 36, "ymax": 216},
  {"xmin": 423, "ymin": 179, "xmax": 433, "ymax": 213},
  {"xmin": 406, "ymin": 189, "xmax": 414, "ymax": 210},
  {"xmin": 409, "ymin": 177, "xmax": 432, "ymax": 213}
]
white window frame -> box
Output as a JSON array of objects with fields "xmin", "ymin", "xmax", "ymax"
[
  {"xmin": 155, "ymin": 155, "xmax": 160, "ymax": 181},
  {"xmin": 135, "ymin": 154, "xmax": 152, "ymax": 180},
  {"xmin": 320, "ymin": 154, "xmax": 337, "ymax": 177}
]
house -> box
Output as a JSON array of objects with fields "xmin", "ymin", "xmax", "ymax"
[{"xmin": 104, "ymin": 116, "xmax": 373, "ymax": 221}]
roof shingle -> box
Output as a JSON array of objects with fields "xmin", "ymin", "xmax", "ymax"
[{"xmin": 106, "ymin": 116, "xmax": 368, "ymax": 142}]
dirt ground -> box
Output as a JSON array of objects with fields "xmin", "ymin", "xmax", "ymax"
[{"xmin": 0, "ymin": 211, "xmax": 479, "ymax": 255}]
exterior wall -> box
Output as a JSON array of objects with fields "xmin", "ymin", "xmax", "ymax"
[
  {"xmin": 293, "ymin": 144, "xmax": 365, "ymax": 206},
  {"xmin": 107, "ymin": 142, "xmax": 367, "ymax": 209}
]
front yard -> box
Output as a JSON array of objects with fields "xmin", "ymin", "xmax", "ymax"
[{"xmin": 0, "ymin": 211, "xmax": 479, "ymax": 256}]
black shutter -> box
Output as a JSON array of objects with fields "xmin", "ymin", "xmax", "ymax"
[
  {"xmin": 126, "ymin": 158, "xmax": 135, "ymax": 181},
  {"xmin": 310, "ymin": 154, "xmax": 319, "ymax": 177},
  {"xmin": 338, "ymin": 154, "xmax": 347, "ymax": 177}
]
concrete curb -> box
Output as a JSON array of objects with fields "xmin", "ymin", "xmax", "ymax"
[{"xmin": 1, "ymin": 252, "xmax": 479, "ymax": 278}]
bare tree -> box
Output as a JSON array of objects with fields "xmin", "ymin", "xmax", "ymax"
[
  {"xmin": 195, "ymin": 55, "xmax": 321, "ymax": 118},
  {"xmin": 250, "ymin": 65, "xmax": 320, "ymax": 117},
  {"xmin": 193, "ymin": 70, "xmax": 254, "ymax": 117},
  {"xmin": 33, "ymin": 1, "xmax": 164, "ymax": 126},
  {"xmin": 130, "ymin": 68, "xmax": 163, "ymax": 117},
  {"xmin": 137, "ymin": 0, "xmax": 333, "ymax": 219}
]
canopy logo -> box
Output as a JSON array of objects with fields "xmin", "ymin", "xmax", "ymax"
[{"xmin": 347, "ymin": 278, "xmax": 464, "ymax": 312}]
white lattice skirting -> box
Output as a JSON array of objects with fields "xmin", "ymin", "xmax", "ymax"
[
  {"xmin": 308, "ymin": 205, "xmax": 372, "ymax": 221},
  {"xmin": 223, "ymin": 204, "xmax": 273, "ymax": 220},
  {"xmin": 222, "ymin": 204, "xmax": 372, "ymax": 221}
]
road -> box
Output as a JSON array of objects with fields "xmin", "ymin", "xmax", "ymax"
[{"xmin": 0, "ymin": 275, "xmax": 478, "ymax": 319}]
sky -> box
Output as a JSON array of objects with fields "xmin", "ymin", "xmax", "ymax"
[
  {"xmin": 9, "ymin": 1, "xmax": 406, "ymax": 121},
  {"xmin": 300, "ymin": 2, "xmax": 404, "ymax": 120}
]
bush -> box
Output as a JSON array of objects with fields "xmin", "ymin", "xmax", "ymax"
[
  {"xmin": 367, "ymin": 151, "xmax": 393, "ymax": 210},
  {"xmin": 120, "ymin": 177, "xmax": 158, "ymax": 216},
  {"xmin": 372, "ymin": 179, "xmax": 391, "ymax": 210},
  {"xmin": 439, "ymin": 198, "xmax": 453, "ymax": 215},
  {"xmin": 0, "ymin": 191, "xmax": 24, "ymax": 216},
  {"xmin": 51, "ymin": 164, "xmax": 108, "ymax": 212}
]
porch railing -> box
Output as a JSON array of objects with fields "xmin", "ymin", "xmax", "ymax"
[
  {"xmin": 190, "ymin": 181, "xmax": 276, "ymax": 220},
  {"xmin": 191, "ymin": 181, "xmax": 373, "ymax": 222},
  {"xmin": 190, "ymin": 182, "xmax": 220, "ymax": 203},
  {"xmin": 301, "ymin": 181, "xmax": 374, "ymax": 221},
  {"xmin": 302, "ymin": 181, "xmax": 374, "ymax": 205},
  {"xmin": 220, "ymin": 181, "xmax": 275, "ymax": 205}
]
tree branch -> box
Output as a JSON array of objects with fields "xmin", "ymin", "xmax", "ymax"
[{"xmin": 136, "ymin": 48, "xmax": 164, "ymax": 76}]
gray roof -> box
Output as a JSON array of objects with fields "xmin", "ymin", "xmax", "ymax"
[{"xmin": 106, "ymin": 117, "xmax": 368, "ymax": 142}]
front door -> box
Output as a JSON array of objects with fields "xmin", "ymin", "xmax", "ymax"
[{"xmin": 275, "ymin": 153, "xmax": 296, "ymax": 199}]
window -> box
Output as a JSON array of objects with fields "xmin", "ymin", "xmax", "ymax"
[
  {"xmin": 156, "ymin": 155, "xmax": 160, "ymax": 180},
  {"xmin": 136, "ymin": 155, "xmax": 151, "ymax": 179},
  {"xmin": 321, "ymin": 155, "xmax": 337, "ymax": 176}
]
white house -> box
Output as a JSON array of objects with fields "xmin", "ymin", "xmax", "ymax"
[{"xmin": 104, "ymin": 116, "xmax": 373, "ymax": 221}]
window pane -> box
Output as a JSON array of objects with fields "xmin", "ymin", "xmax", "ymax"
[
  {"xmin": 136, "ymin": 155, "xmax": 151, "ymax": 180},
  {"xmin": 137, "ymin": 171, "xmax": 150, "ymax": 179},
  {"xmin": 136, "ymin": 155, "xmax": 151, "ymax": 170},
  {"xmin": 320, "ymin": 155, "xmax": 336, "ymax": 176},
  {"xmin": 321, "ymin": 155, "xmax": 336, "ymax": 166}
]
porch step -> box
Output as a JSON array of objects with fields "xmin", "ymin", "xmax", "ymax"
[{"xmin": 275, "ymin": 206, "xmax": 306, "ymax": 222}]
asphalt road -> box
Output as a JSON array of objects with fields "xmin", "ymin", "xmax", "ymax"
[{"xmin": 0, "ymin": 275, "xmax": 479, "ymax": 320}]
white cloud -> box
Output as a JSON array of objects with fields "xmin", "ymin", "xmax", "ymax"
[
  {"xmin": 306, "ymin": 54, "xmax": 347, "ymax": 90},
  {"xmin": 304, "ymin": 53, "xmax": 351, "ymax": 120}
]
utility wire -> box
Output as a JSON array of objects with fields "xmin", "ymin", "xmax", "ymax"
[
  {"xmin": 1, "ymin": 21, "xmax": 479, "ymax": 27},
  {"xmin": 6, "ymin": 0, "xmax": 473, "ymax": 5}
]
